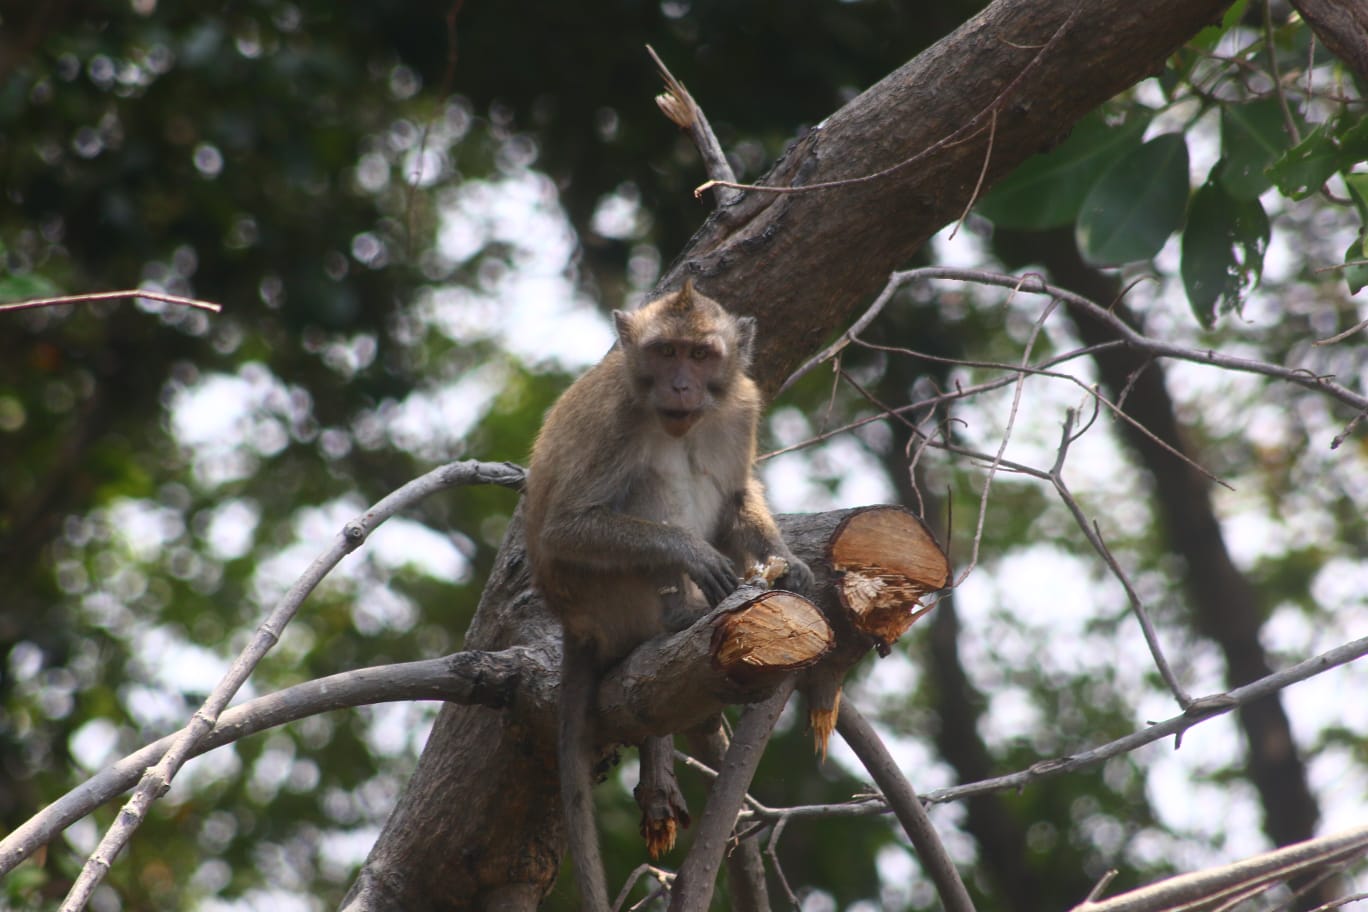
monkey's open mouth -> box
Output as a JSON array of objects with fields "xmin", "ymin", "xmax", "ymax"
[{"xmin": 658, "ymin": 409, "xmax": 699, "ymax": 436}]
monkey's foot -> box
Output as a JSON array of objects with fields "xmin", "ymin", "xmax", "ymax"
[
  {"xmin": 636, "ymin": 786, "xmax": 691, "ymax": 859},
  {"xmin": 635, "ymin": 734, "xmax": 691, "ymax": 858}
]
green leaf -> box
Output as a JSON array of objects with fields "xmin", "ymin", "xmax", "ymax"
[
  {"xmin": 1345, "ymin": 234, "xmax": 1368, "ymax": 295},
  {"xmin": 0, "ymin": 272, "xmax": 61, "ymax": 303},
  {"xmin": 1268, "ymin": 124, "xmax": 1340, "ymax": 199},
  {"xmin": 1077, "ymin": 133, "xmax": 1190, "ymax": 265},
  {"xmin": 1190, "ymin": 0, "xmax": 1250, "ymax": 52},
  {"xmin": 976, "ymin": 112, "xmax": 1151, "ymax": 230},
  {"xmin": 1339, "ymin": 115, "xmax": 1368, "ymax": 165},
  {"xmin": 1181, "ymin": 179, "xmax": 1270, "ymax": 326},
  {"xmin": 1219, "ymin": 99, "xmax": 1291, "ymax": 199},
  {"xmin": 1346, "ymin": 173, "xmax": 1368, "ymax": 219}
]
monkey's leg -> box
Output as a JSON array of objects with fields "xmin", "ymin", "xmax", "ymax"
[{"xmin": 634, "ymin": 734, "xmax": 691, "ymax": 859}]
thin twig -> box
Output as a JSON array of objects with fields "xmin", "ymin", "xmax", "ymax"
[
  {"xmin": 779, "ymin": 269, "xmax": 914, "ymax": 396},
  {"xmin": 1048, "ymin": 409, "xmax": 1193, "ymax": 708},
  {"xmin": 0, "ymin": 289, "xmax": 223, "ymax": 314},
  {"xmin": 765, "ymin": 815, "xmax": 800, "ymax": 907},
  {"xmin": 836, "ymin": 704, "xmax": 976, "ymax": 912},
  {"xmin": 1308, "ymin": 891, "xmax": 1368, "ymax": 912},
  {"xmin": 948, "ymin": 107, "xmax": 997, "ymax": 241},
  {"xmin": 56, "ymin": 460, "xmax": 523, "ymax": 910},
  {"xmin": 1263, "ymin": 0, "xmax": 1302, "ymax": 146},
  {"xmin": 1312, "ymin": 315, "xmax": 1368, "ymax": 346},
  {"xmin": 956, "ymin": 286, "xmax": 1060, "ymax": 587}
]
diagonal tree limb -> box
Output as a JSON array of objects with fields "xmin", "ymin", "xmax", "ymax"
[
  {"xmin": 57, "ymin": 460, "xmax": 524, "ymax": 910},
  {"xmin": 1068, "ymin": 824, "xmax": 1368, "ymax": 912},
  {"xmin": 685, "ymin": 724, "xmax": 772, "ymax": 912},
  {"xmin": 668, "ymin": 679, "xmax": 795, "ymax": 912},
  {"xmin": 836, "ymin": 704, "xmax": 976, "ymax": 912}
]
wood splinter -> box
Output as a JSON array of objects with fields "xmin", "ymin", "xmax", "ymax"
[
  {"xmin": 710, "ymin": 588, "xmax": 833, "ymax": 680},
  {"xmin": 810, "ymin": 506, "xmax": 951, "ymax": 758}
]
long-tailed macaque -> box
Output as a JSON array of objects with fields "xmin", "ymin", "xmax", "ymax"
[{"xmin": 525, "ymin": 280, "xmax": 812, "ymax": 911}]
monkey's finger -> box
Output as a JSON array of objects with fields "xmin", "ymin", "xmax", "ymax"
[{"xmin": 694, "ymin": 567, "xmax": 736, "ymax": 607}]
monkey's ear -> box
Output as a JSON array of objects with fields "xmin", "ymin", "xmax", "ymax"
[
  {"xmin": 612, "ymin": 310, "xmax": 635, "ymax": 346},
  {"xmin": 735, "ymin": 315, "xmax": 757, "ymax": 366}
]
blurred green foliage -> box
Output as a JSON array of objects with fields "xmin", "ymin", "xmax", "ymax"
[{"xmin": 2, "ymin": 1, "xmax": 1367, "ymax": 910}]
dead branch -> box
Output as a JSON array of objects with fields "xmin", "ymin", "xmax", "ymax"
[{"xmin": 837, "ymin": 704, "xmax": 976, "ymax": 912}]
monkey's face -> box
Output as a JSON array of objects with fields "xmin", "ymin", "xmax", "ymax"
[{"xmin": 642, "ymin": 337, "xmax": 727, "ymax": 437}]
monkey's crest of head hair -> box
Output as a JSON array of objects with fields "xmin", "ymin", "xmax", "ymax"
[
  {"xmin": 667, "ymin": 277, "xmax": 700, "ymax": 313},
  {"xmin": 615, "ymin": 278, "xmax": 736, "ymax": 349}
]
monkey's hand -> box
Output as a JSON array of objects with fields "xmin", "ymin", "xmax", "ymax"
[
  {"xmin": 686, "ymin": 542, "xmax": 740, "ymax": 608},
  {"xmin": 779, "ymin": 553, "xmax": 815, "ymax": 596}
]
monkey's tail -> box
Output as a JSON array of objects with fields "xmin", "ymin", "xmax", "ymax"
[{"xmin": 560, "ymin": 640, "xmax": 613, "ymax": 912}]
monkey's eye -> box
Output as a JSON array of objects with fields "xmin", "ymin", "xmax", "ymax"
[
  {"xmin": 689, "ymin": 346, "xmax": 711, "ymax": 361},
  {"xmin": 657, "ymin": 343, "xmax": 677, "ymax": 358}
]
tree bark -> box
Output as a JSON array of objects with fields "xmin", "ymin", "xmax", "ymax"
[
  {"xmin": 1289, "ymin": 0, "xmax": 1368, "ymax": 83},
  {"xmin": 346, "ymin": 0, "xmax": 1235, "ymax": 907}
]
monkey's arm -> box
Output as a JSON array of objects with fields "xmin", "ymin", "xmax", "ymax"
[
  {"xmin": 539, "ymin": 504, "xmax": 738, "ymax": 607},
  {"xmin": 723, "ymin": 478, "xmax": 815, "ymax": 594}
]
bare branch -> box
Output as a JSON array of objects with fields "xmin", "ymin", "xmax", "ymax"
[
  {"xmin": 1, "ymin": 648, "xmax": 545, "ymax": 878},
  {"xmin": 836, "ymin": 704, "xmax": 976, "ymax": 912},
  {"xmin": 669, "ymin": 680, "xmax": 795, "ymax": 912},
  {"xmin": 922, "ymin": 634, "xmax": 1368, "ymax": 807},
  {"xmin": 1047, "ymin": 409, "xmax": 1193, "ymax": 709},
  {"xmin": 57, "ymin": 460, "xmax": 524, "ymax": 910},
  {"xmin": 0, "ymin": 289, "xmax": 223, "ymax": 314},
  {"xmin": 684, "ymin": 727, "xmax": 772, "ymax": 912},
  {"xmin": 1068, "ymin": 824, "xmax": 1368, "ymax": 912},
  {"xmin": 646, "ymin": 44, "xmax": 739, "ymax": 205}
]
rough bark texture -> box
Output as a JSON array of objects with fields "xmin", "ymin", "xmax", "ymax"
[
  {"xmin": 657, "ymin": 0, "xmax": 1235, "ymax": 399},
  {"xmin": 346, "ymin": 0, "xmax": 1236, "ymax": 907},
  {"xmin": 1290, "ymin": 0, "xmax": 1368, "ymax": 83},
  {"xmin": 343, "ymin": 512, "xmax": 833, "ymax": 910}
]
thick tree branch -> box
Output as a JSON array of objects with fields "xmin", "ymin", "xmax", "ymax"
[
  {"xmin": 684, "ymin": 726, "xmax": 771, "ymax": 912},
  {"xmin": 655, "ymin": 0, "xmax": 1234, "ymax": 400},
  {"xmin": 1289, "ymin": 0, "xmax": 1368, "ymax": 83}
]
